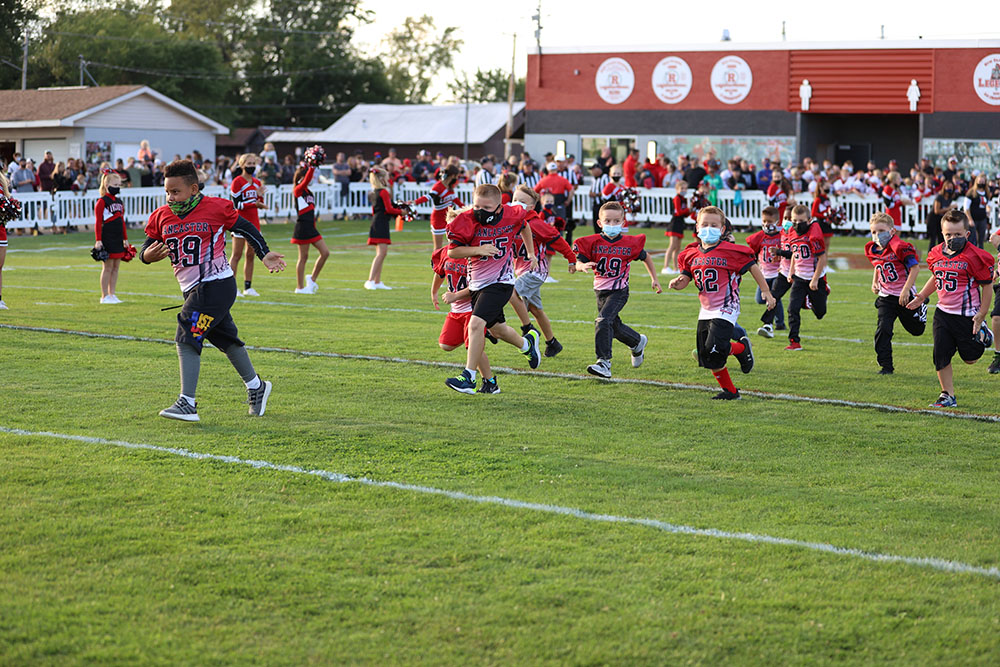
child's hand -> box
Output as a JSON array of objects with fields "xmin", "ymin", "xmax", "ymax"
[
  {"xmin": 94, "ymin": 241, "xmax": 103, "ymax": 250},
  {"xmin": 905, "ymin": 295, "xmax": 924, "ymax": 310},
  {"xmin": 577, "ymin": 261, "xmax": 596, "ymax": 273},
  {"xmin": 990, "ymin": 231, "xmax": 1000, "ymax": 248},
  {"xmin": 809, "ymin": 277, "xmax": 820, "ymax": 291},
  {"xmin": 651, "ymin": 279, "xmax": 662, "ymax": 294},
  {"xmin": 442, "ymin": 292, "xmax": 458, "ymax": 305},
  {"xmin": 477, "ymin": 244, "xmax": 498, "ymax": 257},
  {"xmin": 764, "ymin": 292, "xmax": 777, "ymax": 310},
  {"xmin": 897, "ymin": 293, "xmax": 909, "ymax": 307},
  {"xmin": 567, "ymin": 263, "xmax": 577, "ymax": 274},
  {"xmin": 431, "ymin": 291, "xmax": 440, "ymax": 310},
  {"xmin": 872, "ymin": 284, "xmax": 878, "ymax": 294},
  {"xmin": 973, "ymin": 313, "xmax": 986, "ymax": 335},
  {"xmin": 668, "ymin": 276, "xmax": 686, "ymax": 290},
  {"xmin": 142, "ymin": 241, "xmax": 170, "ymax": 263},
  {"xmin": 262, "ymin": 251, "xmax": 285, "ymax": 272}
]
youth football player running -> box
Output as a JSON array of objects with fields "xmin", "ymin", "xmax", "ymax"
[
  {"xmin": 671, "ymin": 206, "xmax": 776, "ymax": 400},
  {"xmin": 444, "ymin": 184, "xmax": 542, "ymax": 394},
  {"xmin": 141, "ymin": 160, "xmax": 286, "ymax": 421}
]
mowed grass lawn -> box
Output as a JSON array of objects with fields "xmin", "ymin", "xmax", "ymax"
[{"xmin": 1, "ymin": 217, "xmax": 999, "ymax": 664}]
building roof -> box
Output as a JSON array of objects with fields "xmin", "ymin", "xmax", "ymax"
[
  {"xmin": 265, "ymin": 102, "xmax": 526, "ymax": 145},
  {"xmin": 0, "ymin": 85, "xmax": 229, "ymax": 134},
  {"xmin": 533, "ymin": 38, "xmax": 1000, "ymax": 55}
]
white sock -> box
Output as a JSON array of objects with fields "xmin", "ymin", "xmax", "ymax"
[
  {"xmin": 520, "ymin": 337, "xmax": 530, "ymax": 353},
  {"xmin": 180, "ymin": 394, "xmax": 196, "ymax": 407},
  {"xmin": 245, "ymin": 375, "xmax": 262, "ymax": 390},
  {"xmin": 465, "ymin": 368, "xmax": 477, "ymax": 382}
]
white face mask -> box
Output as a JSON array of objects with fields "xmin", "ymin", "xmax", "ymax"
[{"xmin": 601, "ymin": 223, "xmax": 623, "ymax": 237}]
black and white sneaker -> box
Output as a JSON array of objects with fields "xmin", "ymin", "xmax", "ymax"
[
  {"xmin": 544, "ymin": 337, "xmax": 563, "ymax": 358},
  {"xmin": 735, "ymin": 336, "xmax": 754, "ymax": 374},
  {"xmin": 757, "ymin": 324, "xmax": 774, "ymax": 338},
  {"xmin": 631, "ymin": 334, "xmax": 647, "ymax": 368},
  {"xmin": 711, "ymin": 390, "xmax": 741, "ymax": 400},
  {"xmin": 989, "ymin": 352, "xmax": 1000, "ymax": 374},
  {"xmin": 587, "ymin": 359, "xmax": 612, "ymax": 379},
  {"xmin": 247, "ymin": 379, "xmax": 272, "ymax": 416},
  {"xmin": 445, "ymin": 370, "xmax": 477, "ymax": 394},
  {"xmin": 159, "ymin": 397, "xmax": 199, "ymax": 422},
  {"xmin": 524, "ymin": 330, "xmax": 541, "ymax": 369},
  {"xmin": 478, "ymin": 378, "xmax": 501, "ymax": 394}
]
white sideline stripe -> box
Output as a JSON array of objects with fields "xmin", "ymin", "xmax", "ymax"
[
  {"xmin": 5, "ymin": 245, "xmax": 94, "ymax": 253},
  {"xmin": 1, "ymin": 284, "xmax": 936, "ymax": 348},
  {"xmin": 2, "ymin": 323, "xmax": 996, "ymax": 424},
  {"xmin": 1, "ymin": 426, "xmax": 997, "ymax": 582}
]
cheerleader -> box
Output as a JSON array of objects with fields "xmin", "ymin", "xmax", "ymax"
[
  {"xmin": 94, "ymin": 169, "xmax": 128, "ymax": 304},
  {"xmin": 497, "ymin": 172, "xmax": 518, "ymax": 205},
  {"xmin": 0, "ymin": 173, "xmax": 20, "ymax": 310},
  {"xmin": 661, "ymin": 180, "xmax": 694, "ymax": 274},
  {"xmin": 230, "ymin": 153, "xmax": 267, "ymax": 296},
  {"xmin": 291, "ymin": 147, "xmax": 330, "ymax": 294},
  {"xmin": 366, "ymin": 167, "xmax": 404, "ymax": 290},
  {"xmin": 810, "ymin": 180, "xmax": 837, "ymax": 251},
  {"xmin": 410, "ymin": 165, "xmax": 463, "ymax": 250}
]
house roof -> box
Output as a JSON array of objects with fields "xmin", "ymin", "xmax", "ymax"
[
  {"xmin": 0, "ymin": 85, "xmax": 229, "ymax": 134},
  {"xmin": 265, "ymin": 102, "xmax": 526, "ymax": 145}
]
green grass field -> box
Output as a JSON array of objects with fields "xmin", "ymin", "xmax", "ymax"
[{"xmin": 2, "ymin": 218, "xmax": 999, "ymax": 664}]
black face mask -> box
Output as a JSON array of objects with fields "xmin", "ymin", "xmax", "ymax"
[
  {"xmin": 796, "ymin": 221, "xmax": 810, "ymax": 234},
  {"xmin": 946, "ymin": 237, "xmax": 967, "ymax": 253},
  {"xmin": 243, "ymin": 166, "xmax": 255, "ymax": 176},
  {"xmin": 474, "ymin": 204, "xmax": 502, "ymax": 225},
  {"xmin": 107, "ymin": 186, "xmax": 120, "ymax": 196},
  {"xmin": 611, "ymin": 176, "xmax": 621, "ymax": 182}
]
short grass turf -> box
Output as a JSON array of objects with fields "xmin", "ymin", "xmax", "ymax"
[{"xmin": 1, "ymin": 219, "xmax": 999, "ymax": 664}]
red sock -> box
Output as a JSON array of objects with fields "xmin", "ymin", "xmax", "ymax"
[
  {"xmin": 712, "ymin": 368, "xmax": 737, "ymax": 393},
  {"xmin": 729, "ymin": 341, "xmax": 745, "ymax": 356}
]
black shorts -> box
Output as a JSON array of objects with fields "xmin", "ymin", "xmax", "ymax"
[
  {"xmin": 176, "ymin": 276, "xmax": 243, "ymax": 354},
  {"xmin": 470, "ymin": 282, "xmax": 514, "ymax": 329},
  {"xmin": 696, "ymin": 318, "xmax": 734, "ymax": 369},
  {"xmin": 818, "ymin": 220, "xmax": 834, "ymax": 236},
  {"xmin": 932, "ymin": 309, "xmax": 984, "ymax": 370},
  {"xmin": 667, "ymin": 215, "xmax": 687, "ymax": 238},
  {"xmin": 991, "ymin": 284, "xmax": 1000, "ymax": 318}
]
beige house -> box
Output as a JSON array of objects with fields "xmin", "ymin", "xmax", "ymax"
[{"xmin": 0, "ymin": 85, "xmax": 228, "ymax": 166}]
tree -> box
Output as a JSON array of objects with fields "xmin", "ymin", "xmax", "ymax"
[
  {"xmin": 383, "ymin": 15, "xmax": 462, "ymax": 104},
  {"xmin": 0, "ymin": 0, "xmax": 35, "ymax": 89},
  {"xmin": 449, "ymin": 68, "xmax": 525, "ymax": 104}
]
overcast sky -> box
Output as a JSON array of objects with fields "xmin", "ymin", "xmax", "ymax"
[{"xmin": 352, "ymin": 0, "xmax": 1000, "ymax": 101}]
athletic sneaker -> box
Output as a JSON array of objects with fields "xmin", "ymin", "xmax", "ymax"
[
  {"xmin": 363, "ymin": 280, "xmax": 377, "ymax": 290},
  {"xmin": 711, "ymin": 390, "xmax": 741, "ymax": 400},
  {"xmin": 930, "ymin": 392, "xmax": 957, "ymax": 408},
  {"xmin": 544, "ymin": 276, "xmax": 558, "ymax": 284},
  {"xmin": 107, "ymin": 295, "xmax": 122, "ymax": 304},
  {"xmin": 878, "ymin": 367, "xmax": 894, "ymax": 375},
  {"xmin": 306, "ymin": 276, "xmax": 319, "ymax": 292},
  {"xmin": 631, "ymin": 334, "xmax": 647, "ymax": 368},
  {"xmin": 445, "ymin": 370, "xmax": 477, "ymax": 394},
  {"xmin": 159, "ymin": 397, "xmax": 200, "ymax": 422},
  {"xmin": 544, "ymin": 337, "xmax": 563, "ymax": 357},
  {"xmin": 785, "ymin": 341, "xmax": 803, "ymax": 351},
  {"xmin": 587, "ymin": 358, "xmax": 612, "ymax": 378},
  {"xmin": 247, "ymin": 380, "xmax": 272, "ymax": 416},
  {"xmin": 520, "ymin": 322, "xmax": 540, "ymax": 337},
  {"xmin": 775, "ymin": 323, "xmax": 787, "ymax": 331},
  {"xmin": 975, "ymin": 323, "xmax": 994, "ymax": 348},
  {"xmin": 243, "ymin": 288, "xmax": 260, "ymax": 297},
  {"xmin": 735, "ymin": 335, "xmax": 754, "ymax": 373},
  {"xmin": 0, "ymin": 300, "xmax": 7, "ymax": 310},
  {"xmin": 523, "ymin": 329, "xmax": 541, "ymax": 369},
  {"xmin": 757, "ymin": 324, "xmax": 774, "ymax": 338},
  {"xmin": 989, "ymin": 353, "xmax": 1000, "ymax": 374},
  {"xmin": 100, "ymin": 295, "xmax": 112, "ymax": 304},
  {"xmin": 485, "ymin": 330, "xmax": 498, "ymax": 344},
  {"xmin": 374, "ymin": 282, "xmax": 392, "ymax": 290},
  {"xmin": 478, "ymin": 378, "xmax": 501, "ymax": 394},
  {"xmin": 294, "ymin": 286, "xmax": 311, "ymax": 294},
  {"xmin": 660, "ymin": 267, "xmax": 677, "ymax": 275}
]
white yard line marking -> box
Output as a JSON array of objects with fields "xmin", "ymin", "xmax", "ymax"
[
  {"xmin": 1, "ymin": 426, "xmax": 997, "ymax": 581},
  {"xmin": 1, "ymin": 323, "xmax": 993, "ymax": 423}
]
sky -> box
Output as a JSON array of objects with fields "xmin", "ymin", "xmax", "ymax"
[{"xmin": 352, "ymin": 0, "xmax": 1000, "ymax": 101}]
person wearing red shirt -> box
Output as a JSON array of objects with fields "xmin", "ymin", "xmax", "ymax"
[
  {"xmin": 411, "ymin": 165, "xmax": 464, "ymax": 250},
  {"xmin": 93, "ymin": 169, "xmax": 128, "ymax": 304},
  {"xmin": 865, "ymin": 212, "xmax": 925, "ymax": 374},
  {"xmin": 670, "ymin": 206, "xmax": 775, "ymax": 400},
  {"xmin": 881, "ymin": 171, "xmax": 911, "ymax": 230},
  {"xmin": 782, "ymin": 205, "xmax": 829, "ymax": 351},
  {"xmin": 290, "ymin": 164, "xmax": 330, "ymax": 294},
  {"xmin": 662, "ymin": 180, "xmax": 695, "ymax": 274},
  {"xmin": 366, "ymin": 167, "xmax": 404, "ymax": 290},
  {"xmin": 623, "ymin": 148, "xmax": 639, "ymax": 188},
  {"xmin": 229, "ymin": 153, "xmax": 268, "ymax": 296},
  {"xmin": 745, "ymin": 206, "xmax": 786, "ymax": 335}
]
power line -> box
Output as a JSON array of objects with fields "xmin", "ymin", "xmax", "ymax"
[
  {"xmin": 85, "ymin": 59, "xmax": 354, "ymax": 81},
  {"xmin": 118, "ymin": 7, "xmax": 354, "ymax": 36}
]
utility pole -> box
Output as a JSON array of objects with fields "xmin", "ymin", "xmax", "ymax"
[
  {"xmin": 79, "ymin": 55, "xmax": 85, "ymax": 86},
  {"xmin": 21, "ymin": 31, "xmax": 28, "ymax": 90},
  {"xmin": 462, "ymin": 77, "xmax": 470, "ymax": 163},
  {"xmin": 781, "ymin": 21, "xmax": 786, "ymax": 41},
  {"xmin": 532, "ymin": 1, "xmax": 542, "ymax": 87},
  {"xmin": 504, "ymin": 33, "xmax": 516, "ymax": 158}
]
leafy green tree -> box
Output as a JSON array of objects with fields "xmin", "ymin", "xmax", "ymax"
[
  {"xmin": 449, "ymin": 68, "xmax": 525, "ymax": 104},
  {"xmin": 0, "ymin": 0, "xmax": 36, "ymax": 89},
  {"xmin": 383, "ymin": 15, "xmax": 462, "ymax": 103}
]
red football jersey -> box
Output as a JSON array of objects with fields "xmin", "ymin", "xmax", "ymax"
[
  {"xmin": 447, "ymin": 203, "xmax": 529, "ymax": 291},
  {"xmin": 432, "ymin": 247, "xmax": 471, "ymax": 313},
  {"xmin": 511, "ymin": 213, "xmax": 575, "ymax": 279},
  {"xmin": 145, "ymin": 196, "xmax": 238, "ymax": 293},
  {"xmin": 745, "ymin": 229, "xmax": 782, "ymax": 279},
  {"xmin": 231, "ymin": 175, "xmax": 261, "ymax": 226},
  {"xmin": 767, "ymin": 182, "xmax": 788, "ymax": 220},
  {"xmin": 678, "ymin": 240, "xmax": 756, "ymax": 322},
  {"xmin": 414, "ymin": 179, "xmax": 464, "ymax": 229},
  {"xmin": 573, "ymin": 233, "xmax": 647, "ymax": 291},
  {"xmin": 788, "ymin": 222, "xmax": 826, "ymax": 280},
  {"xmin": 882, "ymin": 185, "xmax": 903, "ymax": 228},
  {"xmin": 864, "ymin": 236, "xmax": 919, "ymax": 297},
  {"xmin": 926, "ymin": 242, "xmax": 994, "ymax": 316}
]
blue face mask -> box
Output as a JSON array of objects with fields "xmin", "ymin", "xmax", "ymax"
[
  {"xmin": 602, "ymin": 223, "xmax": 623, "ymax": 237},
  {"xmin": 782, "ymin": 220, "xmax": 794, "ymax": 232},
  {"xmin": 698, "ymin": 227, "xmax": 722, "ymax": 244}
]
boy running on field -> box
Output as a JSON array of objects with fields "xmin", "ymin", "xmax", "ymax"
[
  {"xmin": 746, "ymin": 206, "xmax": 786, "ymax": 337},
  {"xmin": 507, "ymin": 185, "xmax": 577, "ymax": 357},
  {"xmin": 444, "ymin": 184, "xmax": 542, "ymax": 393},
  {"xmin": 865, "ymin": 212, "xmax": 926, "ymax": 374},
  {"xmin": 670, "ymin": 206, "xmax": 775, "ymax": 400},
  {"xmin": 573, "ymin": 201, "xmax": 662, "ymax": 379},
  {"xmin": 906, "ymin": 209, "xmax": 993, "ymax": 408},
  {"xmin": 141, "ymin": 160, "xmax": 286, "ymax": 422},
  {"xmin": 779, "ymin": 204, "xmax": 828, "ymax": 351}
]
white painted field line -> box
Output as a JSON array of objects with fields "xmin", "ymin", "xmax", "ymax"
[
  {"xmin": 1, "ymin": 425, "xmax": 997, "ymax": 582},
  {"xmin": 5, "ymin": 244, "xmax": 94, "ymax": 253},
  {"xmin": 1, "ymin": 323, "xmax": 995, "ymax": 423}
]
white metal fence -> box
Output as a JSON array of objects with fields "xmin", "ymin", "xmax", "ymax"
[{"xmin": 7, "ymin": 183, "xmax": 998, "ymax": 235}]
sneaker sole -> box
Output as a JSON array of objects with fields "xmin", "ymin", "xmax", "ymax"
[
  {"xmin": 445, "ymin": 381, "xmax": 476, "ymax": 394},
  {"xmin": 631, "ymin": 335, "xmax": 647, "ymax": 368},
  {"xmin": 159, "ymin": 409, "xmax": 200, "ymax": 422},
  {"xmin": 756, "ymin": 328, "xmax": 774, "ymax": 338},
  {"xmin": 527, "ymin": 333, "xmax": 541, "ymax": 369},
  {"xmin": 250, "ymin": 381, "xmax": 272, "ymax": 417},
  {"xmin": 738, "ymin": 337, "xmax": 754, "ymax": 374},
  {"xmin": 586, "ymin": 367, "xmax": 612, "ymax": 379}
]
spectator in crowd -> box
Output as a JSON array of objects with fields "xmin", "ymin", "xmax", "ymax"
[
  {"xmin": 738, "ymin": 159, "xmax": 757, "ymax": 190},
  {"xmin": 412, "ymin": 150, "xmax": 433, "ymax": 183},
  {"xmin": 260, "ymin": 142, "xmax": 278, "ymax": 165},
  {"xmin": 7, "ymin": 152, "xmax": 21, "ymax": 179},
  {"xmin": 381, "ymin": 148, "xmax": 403, "ymax": 173},
  {"xmin": 114, "ymin": 159, "xmax": 131, "ymax": 188},
  {"xmin": 280, "ymin": 155, "xmax": 296, "ymax": 185},
  {"xmin": 37, "ymin": 151, "xmax": 56, "ymax": 193},
  {"xmin": 475, "ymin": 156, "xmax": 496, "ymax": 186},
  {"xmin": 597, "ymin": 146, "xmax": 614, "ymax": 174},
  {"xmin": 138, "ymin": 140, "xmax": 155, "ymax": 163},
  {"xmin": 331, "ymin": 152, "xmax": 351, "ymax": 205},
  {"xmin": 71, "ymin": 172, "xmax": 88, "ymax": 194},
  {"xmin": 685, "ymin": 159, "xmax": 707, "ymax": 194},
  {"xmin": 259, "ymin": 156, "xmax": 280, "ymax": 186},
  {"xmin": 125, "ymin": 157, "xmax": 145, "ymax": 189},
  {"xmin": 518, "ymin": 159, "xmax": 539, "ymax": 189},
  {"xmin": 756, "ymin": 159, "xmax": 773, "ymax": 192},
  {"xmin": 966, "ymin": 175, "xmax": 992, "ymax": 248},
  {"xmin": 704, "ymin": 160, "xmax": 723, "ymax": 205},
  {"xmin": 12, "ymin": 158, "xmax": 35, "ymax": 193},
  {"xmin": 623, "ymin": 148, "xmax": 639, "ymax": 188},
  {"xmin": 52, "ymin": 162, "xmax": 73, "ymax": 192}
]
